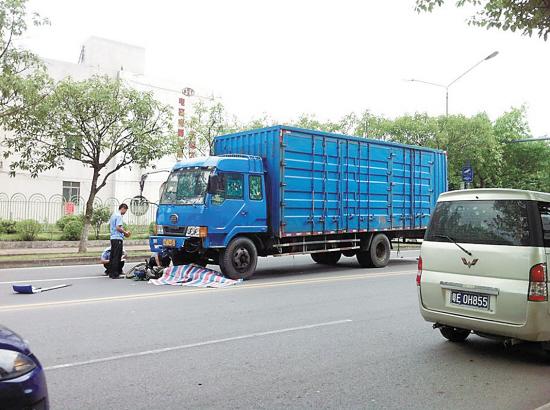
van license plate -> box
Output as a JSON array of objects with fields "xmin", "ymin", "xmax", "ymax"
[
  {"xmin": 450, "ymin": 291, "xmax": 490, "ymax": 310},
  {"xmin": 163, "ymin": 239, "xmax": 176, "ymax": 247}
]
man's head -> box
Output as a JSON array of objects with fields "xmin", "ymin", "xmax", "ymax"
[{"xmin": 119, "ymin": 203, "xmax": 128, "ymax": 215}]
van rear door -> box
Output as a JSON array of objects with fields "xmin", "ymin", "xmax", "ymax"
[{"xmin": 420, "ymin": 198, "xmax": 545, "ymax": 325}]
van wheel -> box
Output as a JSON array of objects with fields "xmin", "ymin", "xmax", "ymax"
[
  {"xmin": 439, "ymin": 326, "xmax": 470, "ymax": 342},
  {"xmin": 311, "ymin": 252, "xmax": 341, "ymax": 265},
  {"xmin": 356, "ymin": 234, "xmax": 391, "ymax": 268},
  {"xmin": 219, "ymin": 237, "xmax": 258, "ymax": 280}
]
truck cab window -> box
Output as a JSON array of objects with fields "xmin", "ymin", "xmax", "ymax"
[
  {"xmin": 249, "ymin": 175, "xmax": 263, "ymax": 200},
  {"xmin": 211, "ymin": 173, "xmax": 244, "ymax": 205}
]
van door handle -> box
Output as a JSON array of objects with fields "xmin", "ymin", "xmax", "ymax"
[{"xmin": 240, "ymin": 210, "xmax": 248, "ymax": 216}]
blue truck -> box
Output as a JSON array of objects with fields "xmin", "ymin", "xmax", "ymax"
[{"xmin": 150, "ymin": 126, "xmax": 447, "ymax": 279}]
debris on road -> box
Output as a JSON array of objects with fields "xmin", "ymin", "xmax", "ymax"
[
  {"xmin": 149, "ymin": 265, "xmax": 242, "ymax": 288},
  {"xmin": 12, "ymin": 283, "xmax": 72, "ymax": 294}
]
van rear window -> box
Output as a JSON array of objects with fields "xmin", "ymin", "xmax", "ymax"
[{"xmin": 425, "ymin": 200, "xmax": 536, "ymax": 246}]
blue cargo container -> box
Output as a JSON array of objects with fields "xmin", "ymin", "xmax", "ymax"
[{"xmin": 150, "ymin": 126, "xmax": 447, "ymax": 279}]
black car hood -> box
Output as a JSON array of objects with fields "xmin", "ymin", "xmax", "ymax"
[{"xmin": 0, "ymin": 325, "xmax": 30, "ymax": 355}]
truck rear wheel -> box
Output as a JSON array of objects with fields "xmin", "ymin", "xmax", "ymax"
[
  {"xmin": 356, "ymin": 234, "xmax": 391, "ymax": 268},
  {"xmin": 311, "ymin": 252, "xmax": 341, "ymax": 265},
  {"xmin": 220, "ymin": 237, "xmax": 258, "ymax": 280}
]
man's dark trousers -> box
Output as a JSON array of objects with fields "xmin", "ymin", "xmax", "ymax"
[{"xmin": 109, "ymin": 239, "xmax": 124, "ymax": 278}]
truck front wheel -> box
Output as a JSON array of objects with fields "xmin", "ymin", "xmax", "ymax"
[
  {"xmin": 220, "ymin": 237, "xmax": 258, "ymax": 280},
  {"xmin": 356, "ymin": 234, "xmax": 391, "ymax": 268}
]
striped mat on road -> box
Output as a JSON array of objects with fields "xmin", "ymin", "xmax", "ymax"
[{"xmin": 149, "ymin": 264, "xmax": 242, "ymax": 288}]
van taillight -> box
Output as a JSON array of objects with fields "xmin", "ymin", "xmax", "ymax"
[
  {"xmin": 416, "ymin": 256, "xmax": 423, "ymax": 286},
  {"xmin": 528, "ymin": 263, "xmax": 547, "ymax": 302}
]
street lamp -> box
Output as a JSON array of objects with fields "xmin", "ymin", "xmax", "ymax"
[{"xmin": 407, "ymin": 51, "xmax": 499, "ymax": 116}]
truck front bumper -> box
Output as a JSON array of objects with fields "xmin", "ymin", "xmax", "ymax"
[{"xmin": 149, "ymin": 236, "xmax": 190, "ymax": 252}]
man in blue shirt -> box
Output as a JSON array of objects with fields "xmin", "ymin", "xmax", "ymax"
[{"xmin": 108, "ymin": 203, "xmax": 130, "ymax": 279}]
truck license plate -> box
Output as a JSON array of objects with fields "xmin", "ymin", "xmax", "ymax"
[
  {"xmin": 163, "ymin": 239, "xmax": 176, "ymax": 247},
  {"xmin": 450, "ymin": 290, "xmax": 490, "ymax": 310}
]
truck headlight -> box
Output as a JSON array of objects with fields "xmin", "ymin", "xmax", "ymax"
[
  {"xmin": 155, "ymin": 224, "xmax": 164, "ymax": 235},
  {"xmin": 0, "ymin": 349, "xmax": 37, "ymax": 381},
  {"xmin": 186, "ymin": 226, "xmax": 207, "ymax": 238}
]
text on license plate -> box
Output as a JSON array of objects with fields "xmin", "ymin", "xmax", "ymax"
[
  {"xmin": 450, "ymin": 290, "xmax": 490, "ymax": 310},
  {"xmin": 163, "ymin": 239, "xmax": 176, "ymax": 247}
]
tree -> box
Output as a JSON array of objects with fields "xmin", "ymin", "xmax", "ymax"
[
  {"xmin": 187, "ymin": 99, "xmax": 237, "ymax": 156},
  {"xmin": 0, "ymin": 0, "xmax": 49, "ymax": 119},
  {"xmin": 415, "ymin": 0, "xmax": 550, "ymax": 40},
  {"xmin": 493, "ymin": 107, "xmax": 550, "ymax": 191},
  {"xmin": 3, "ymin": 75, "xmax": 176, "ymax": 252}
]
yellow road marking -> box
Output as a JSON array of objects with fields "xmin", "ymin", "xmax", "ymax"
[{"xmin": 0, "ymin": 270, "xmax": 414, "ymax": 312}]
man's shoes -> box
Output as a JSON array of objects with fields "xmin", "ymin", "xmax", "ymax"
[{"xmin": 109, "ymin": 274, "xmax": 121, "ymax": 279}]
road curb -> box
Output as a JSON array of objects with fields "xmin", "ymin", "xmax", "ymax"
[
  {"xmin": 0, "ymin": 254, "xmax": 149, "ymax": 269},
  {"xmin": 535, "ymin": 402, "xmax": 550, "ymax": 410}
]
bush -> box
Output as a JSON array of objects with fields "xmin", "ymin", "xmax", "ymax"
[
  {"xmin": 0, "ymin": 220, "xmax": 17, "ymax": 234},
  {"xmin": 61, "ymin": 220, "xmax": 84, "ymax": 241},
  {"xmin": 91, "ymin": 206, "xmax": 111, "ymax": 239},
  {"xmin": 56, "ymin": 214, "xmax": 84, "ymax": 231},
  {"xmin": 149, "ymin": 222, "xmax": 155, "ymax": 235},
  {"xmin": 16, "ymin": 219, "xmax": 42, "ymax": 241}
]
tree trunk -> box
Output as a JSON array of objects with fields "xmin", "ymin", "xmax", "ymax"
[{"xmin": 78, "ymin": 171, "xmax": 99, "ymax": 253}]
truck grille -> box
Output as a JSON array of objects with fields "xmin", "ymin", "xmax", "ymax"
[{"xmin": 163, "ymin": 226, "xmax": 187, "ymax": 236}]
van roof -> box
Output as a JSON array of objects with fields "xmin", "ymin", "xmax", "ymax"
[{"xmin": 438, "ymin": 188, "xmax": 550, "ymax": 202}]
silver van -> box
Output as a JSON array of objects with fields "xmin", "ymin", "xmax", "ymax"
[{"xmin": 417, "ymin": 189, "xmax": 550, "ymax": 352}]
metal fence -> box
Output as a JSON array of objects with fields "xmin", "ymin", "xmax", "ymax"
[{"xmin": 0, "ymin": 193, "xmax": 157, "ymax": 234}]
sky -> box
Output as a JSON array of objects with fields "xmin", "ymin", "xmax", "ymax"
[{"xmin": 22, "ymin": 0, "xmax": 550, "ymax": 136}]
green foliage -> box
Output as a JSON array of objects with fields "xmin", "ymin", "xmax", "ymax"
[
  {"xmin": 415, "ymin": 0, "xmax": 550, "ymax": 40},
  {"xmin": 16, "ymin": 219, "xmax": 42, "ymax": 241},
  {"xmin": 56, "ymin": 214, "xmax": 84, "ymax": 231},
  {"xmin": 91, "ymin": 206, "xmax": 110, "ymax": 239},
  {"xmin": 2, "ymin": 75, "xmax": 176, "ymax": 252},
  {"xmin": 61, "ymin": 220, "xmax": 83, "ymax": 241},
  {"xmin": 0, "ymin": 219, "xmax": 17, "ymax": 234},
  {"xmin": 0, "ymin": 0, "xmax": 50, "ymax": 122},
  {"xmin": 149, "ymin": 222, "xmax": 155, "ymax": 235},
  {"xmin": 187, "ymin": 99, "xmax": 239, "ymax": 156}
]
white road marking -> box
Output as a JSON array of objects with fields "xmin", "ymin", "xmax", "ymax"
[
  {"xmin": 44, "ymin": 319, "xmax": 353, "ymax": 371},
  {"xmin": 0, "ymin": 276, "xmax": 104, "ymax": 285}
]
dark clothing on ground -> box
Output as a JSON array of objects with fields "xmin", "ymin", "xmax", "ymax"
[{"xmin": 109, "ymin": 239, "xmax": 124, "ymax": 278}]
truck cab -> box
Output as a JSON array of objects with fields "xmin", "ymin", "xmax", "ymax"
[{"xmin": 150, "ymin": 154, "xmax": 267, "ymax": 274}]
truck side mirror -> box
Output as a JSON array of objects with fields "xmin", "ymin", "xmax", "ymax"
[{"xmin": 159, "ymin": 181, "xmax": 167, "ymax": 199}]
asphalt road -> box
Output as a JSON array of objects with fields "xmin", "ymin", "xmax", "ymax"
[{"xmin": 0, "ymin": 251, "xmax": 549, "ymax": 410}]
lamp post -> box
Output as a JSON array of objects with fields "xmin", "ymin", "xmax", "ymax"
[{"xmin": 407, "ymin": 51, "xmax": 499, "ymax": 116}]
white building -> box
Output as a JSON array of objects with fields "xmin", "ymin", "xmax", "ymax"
[{"xmin": 0, "ymin": 37, "xmax": 214, "ymax": 222}]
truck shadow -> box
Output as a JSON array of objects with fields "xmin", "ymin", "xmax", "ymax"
[{"xmin": 249, "ymin": 256, "xmax": 417, "ymax": 281}]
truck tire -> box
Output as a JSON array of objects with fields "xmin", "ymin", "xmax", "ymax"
[
  {"xmin": 311, "ymin": 252, "xmax": 341, "ymax": 265},
  {"xmin": 356, "ymin": 234, "xmax": 391, "ymax": 268},
  {"xmin": 439, "ymin": 326, "xmax": 470, "ymax": 342},
  {"xmin": 219, "ymin": 237, "xmax": 258, "ymax": 280}
]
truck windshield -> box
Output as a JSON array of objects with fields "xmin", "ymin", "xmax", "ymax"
[{"xmin": 160, "ymin": 169, "xmax": 210, "ymax": 205}]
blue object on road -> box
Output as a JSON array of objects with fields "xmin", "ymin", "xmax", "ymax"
[
  {"xmin": 0, "ymin": 325, "xmax": 49, "ymax": 409},
  {"xmin": 12, "ymin": 283, "xmax": 71, "ymax": 294}
]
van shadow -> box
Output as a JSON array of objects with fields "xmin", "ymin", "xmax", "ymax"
[{"xmin": 438, "ymin": 336, "xmax": 549, "ymax": 366}]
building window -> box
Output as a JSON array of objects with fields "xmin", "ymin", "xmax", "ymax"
[{"xmin": 63, "ymin": 181, "xmax": 80, "ymax": 203}]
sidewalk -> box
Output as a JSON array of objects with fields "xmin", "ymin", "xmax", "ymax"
[{"xmin": 0, "ymin": 244, "xmax": 149, "ymax": 256}]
